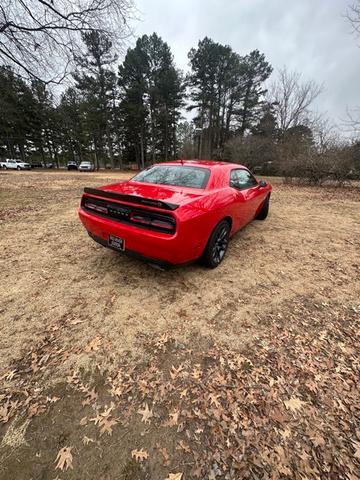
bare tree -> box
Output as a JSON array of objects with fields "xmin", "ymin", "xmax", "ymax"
[
  {"xmin": 269, "ymin": 67, "xmax": 323, "ymax": 132},
  {"xmin": 346, "ymin": 0, "xmax": 360, "ymax": 37},
  {"xmin": 344, "ymin": 2, "xmax": 360, "ymax": 131},
  {"xmin": 342, "ymin": 106, "xmax": 360, "ymax": 135},
  {"xmin": 0, "ymin": 0, "xmax": 135, "ymax": 83}
]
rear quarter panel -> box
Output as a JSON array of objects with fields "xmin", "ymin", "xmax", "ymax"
[
  {"xmin": 175, "ymin": 177, "xmax": 272, "ymax": 260},
  {"xmin": 175, "ymin": 188, "xmax": 237, "ymax": 259}
]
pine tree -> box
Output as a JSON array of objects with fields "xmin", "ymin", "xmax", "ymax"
[
  {"xmin": 118, "ymin": 33, "xmax": 184, "ymax": 167},
  {"xmin": 0, "ymin": 66, "xmax": 38, "ymax": 160},
  {"xmin": 57, "ymin": 87, "xmax": 88, "ymax": 163},
  {"xmin": 187, "ymin": 39, "xmax": 272, "ymax": 158},
  {"xmin": 73, "ymin": 31, "xmax": 118, "ymax": 168},
  {"xmin": 236, "ymin": 50, "xmax": 272, "ymax": 135}
]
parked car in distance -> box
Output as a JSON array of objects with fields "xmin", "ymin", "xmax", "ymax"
[
  {"xmin": 79, "ymin": 160, "xmax": 272, "ymax": 269},
  {"xmin": 79, "ymin": 161, "xmax": 95, "ymax": 172},
  {"xmin": 45, "ymin": 162, "xmax": 54, "ymax": 169},
  {"xmin": 2, "ymin": 159, "xmax": 31, "ymax": 170},
  {"xmin": 31, "ymin": 161, "xmax": 44, "ymax": 168},
  {"xmin": 67, "ymin": 161, "xmax": 78, "ymax": 171}
]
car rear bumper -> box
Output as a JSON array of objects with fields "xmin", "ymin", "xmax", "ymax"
[
  {"xmin": 87, "ymin": 231, "xmax": 173, "ymax": 269},
  {"xmin": 78, "ymin": 208, "xmax": 200, "ymax": 265}
]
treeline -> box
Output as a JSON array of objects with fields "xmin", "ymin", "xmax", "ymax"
[
  {"xmin": 0, "ymin": 33, "xmax": 272, "ymax": 168},
  {"xmin": 0, "ymin": 31, "xmax": 359, "ymax": 182}
]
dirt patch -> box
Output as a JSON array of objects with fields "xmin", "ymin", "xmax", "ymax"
[{"xmin": 0, "ymin": 170, "xmax": 359, "ymax": 479}]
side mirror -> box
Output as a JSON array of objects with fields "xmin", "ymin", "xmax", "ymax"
[{"xmin": 259, "ymin": 180, "xmax": 267, "ymax": 187}]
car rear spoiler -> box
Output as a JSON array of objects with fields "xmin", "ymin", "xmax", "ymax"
[{"xmin": 83, "ymin": 187, "xmax": 179, "ymax": 211}]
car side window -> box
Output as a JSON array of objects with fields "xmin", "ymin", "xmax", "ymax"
[{"xmin": 230, "ymin": 169, "xmax": 258, "ymax": 190}]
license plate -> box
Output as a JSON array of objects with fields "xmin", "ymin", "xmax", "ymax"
[{"xmin": 108, "ymin": 234, "xmax": 125, "ymax": 251}]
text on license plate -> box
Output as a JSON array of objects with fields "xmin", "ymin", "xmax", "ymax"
[{"xmin": 108, "ymin": 234, "xmax": 125, "ymax": 251}]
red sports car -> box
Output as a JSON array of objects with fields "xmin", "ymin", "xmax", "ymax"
[{"xmin": 78, "ymin": 160, "xmax": 272, "ymax": 269}]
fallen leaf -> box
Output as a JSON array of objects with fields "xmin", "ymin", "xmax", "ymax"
[
  {"xmin": 138, "ymin": 403, "xmax": 153, "ymax": 424},
  {"xmin": 131, "ymin": 448, "xmax": 149, "ymax": 461},
  {"xmin": 28, "ymin": 403, "xmax": 46, "ymax": 418},
  {"xmin": 208, "ymin": 393, "xmax": 221, "ymax": 408},
  {"xmin": 46, "ymin": 396, "xmax": 60, "ymax": 404},
  {"xmin": 84, "ymin": 337, "xmax": 102, "ymax": 352},
  {"xmin": 209, "ymin": 470, "xmax": 217, "ymax": 480},
  {"xmin": 100, "ymin": 417, "xmax": 118, "ymax": 436},
  {"xmin": 55, "ymin": 446, "xmax": 73, "ymax": 471},
  {"xmin": 166, "ymin": 409, "xmax": 179, "ymax": 427},
  {"xmin": 89, "ymin": 414, "xmax": 102, "ymax": 425},
  {"xmin": 86, "ymin": 388, "xmax": 98, "ymax": 403},
  {"xmin": 279, "ymin": 428, "xmax": 291, "ymax": 440},
  {"xmin": 176, "ymin": 440, "xmax": 191, "ymax": 453},
  {"xmin": 170, "ymin": 364, "xmax": 184, "ymax": 380},
  {"xmin": 157, "ymin": 445, "xmax": 170, "ymax": 466},
  {"xmin": 79, "ymin": 416, "xmax": 87, "ymax": 426},
  {"xmin": 311, "ymin": 434, "xmax": 326, "ymax": 447},
  {"xmin": 0, "ymin": 400, "xmax": 19, "ymax": 423},
  {"xmin": 278, "ymin": 465, "xmax": 292, "ymax": 476},
  {"xmin": 352, "ymin": 441, "xmax": 360, "ymax": 460},
  {"xmin": 165, "ymin": 473, "xmax": 183, "ymax": 480},
  {"xmin": 180, "ymin": 388, "xmax": 188, "ymax": 398},
  {"xmin": 70, "ymin": 319, "xmax": 85, "ymax": 325},
  {"xmin": 284, "ymin": 396, "xmax": 306, "ymax": 413},
  {"xmin": 191, "ymin": 366, "xmax": 202, "ymax": 379},
  {"xmin": 3, "ymin": 370, "xmax": 17, "ymax": 381},
  {"xmin": 82, "ymin": 436, "xmax": 95, "ymax": 445}
]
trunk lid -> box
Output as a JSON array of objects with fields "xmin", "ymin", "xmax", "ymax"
[{"xmin": 99, "ymin": 181, "xmax": 205, "ymax": 208}]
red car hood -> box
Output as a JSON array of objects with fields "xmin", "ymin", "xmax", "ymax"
[{"xmin": 100, "ymin": 181, "xmax": 205, "ymax": 207}]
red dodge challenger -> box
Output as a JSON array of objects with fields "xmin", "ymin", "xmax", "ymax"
[{"xmin": 78, "ymin": 160, "xmax": 272, "ymax": 269}]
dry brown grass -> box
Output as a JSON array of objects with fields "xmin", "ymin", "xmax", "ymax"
[
  {"xmin": 0, "ymin": 170, "xmax": 359, "ymax": 479},
  {"xmin": 1, "ymin": 170, "xmax": 359, "ymax": 375}
]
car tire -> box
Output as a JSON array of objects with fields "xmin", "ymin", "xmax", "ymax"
[
  {"xmin": 256, "ymin": 194, "xmax": 270, "ymax": 220},
  {"xmin": 201, "ymin": 220, "xmax": 230, "ymax": 268},
  {"xmin": 3, "ymin": 166, "xmax": 7, "ymax": 170},
  {"xmin": 17, "ymin": 166, "xmax": 21, "ymax": 171}
]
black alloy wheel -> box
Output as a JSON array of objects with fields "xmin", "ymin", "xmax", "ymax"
[{"xmin": 201, "ymin": 220, "xmax": 230, "ymax": 268}]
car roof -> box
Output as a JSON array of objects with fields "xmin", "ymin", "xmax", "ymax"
[{"xmin": 154, "ymin": 159, "xmax": 247, "ymax": 170}]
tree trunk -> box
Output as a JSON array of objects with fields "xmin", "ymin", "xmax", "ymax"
[
  {"xmin": 164, "ymin": 106, "xmax": 169, "ymax": 161},
  {"xmin": 140, "ymin": 133, "xmax": 145, "ymax": 169},
  {"xmin": 106, "ymin": 130, "xmax": 115, "ymax": 169},
  {"xmin": 19, "ymin": 143, "xmax": 25, "ymax": 161},
  {"xmin": 93, "ymin": 138, "xmax": 100, "ymax": 171},
  {"xmin": 118, "ymin": 143, "xmax": 123, "ymax": 170}
]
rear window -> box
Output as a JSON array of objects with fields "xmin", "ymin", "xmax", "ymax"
[{"xmin": 132, "ymin": 165, "xmax": 210, "ymax": 189}]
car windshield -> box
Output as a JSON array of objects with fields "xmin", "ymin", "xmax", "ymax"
[{"xmin": 132, "ymin": 165, "xmax": 210, "ymax": 189}]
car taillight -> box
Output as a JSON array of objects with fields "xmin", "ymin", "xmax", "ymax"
[
  {"xmin": 85, "ymin": 201, "xmax": 108, "ymax": 214},
  {"xmin": 130, "ymin": 213, "xmax": 151, "ymax": 225},
  {"xmin": 130, "ymin": 213, "xmax": 174, "ymax": 231},
  {"xmin": 150, "ymin": 218, "xmax": 174, "ymax": 230}
]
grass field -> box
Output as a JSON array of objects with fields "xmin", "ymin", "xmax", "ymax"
[{"xmin": 0, "ymin": 170, "xmax": 359, "ymax": 480}]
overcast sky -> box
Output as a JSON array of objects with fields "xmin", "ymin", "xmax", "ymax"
[{"xmin": 132, "ymin": 0, "xmax": 359, "ymax": 128}]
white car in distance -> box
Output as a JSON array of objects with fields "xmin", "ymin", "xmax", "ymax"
[
  {"xmin": 1, "ymin": 159, "xmax": 31, "ymax": 170},
  {"xmin": 78, "ymin": 161, "xmax": 95, "ymax": 172}
]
